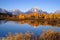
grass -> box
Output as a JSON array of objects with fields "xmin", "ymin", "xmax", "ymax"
[{"xmin": 0, "ymin": 30, "xmax": 60, "ymax": 40}]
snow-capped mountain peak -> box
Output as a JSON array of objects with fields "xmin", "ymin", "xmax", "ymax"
[
  {"xmin": 25, "ymin": 7, "xmax": 43, "ymax": 14},
  {"xmin": 30, "ymin": 7, "xmax": 40, "ymax": 12},
  {"xmin": 11, "ymin": 9, "xmax": 23, "ymax": 15}
]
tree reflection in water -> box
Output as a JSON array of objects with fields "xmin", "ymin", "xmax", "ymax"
[
  {"xmin": 0, "ymin": 20, "xmax": 60, "ymax": 40},
  {"xmin": 18, "ymin": 20, "xmax": 60, "ymax": 27},
  {"xmin": 0, "ymin": 20, "xmax": 60, "ymax": 27}
]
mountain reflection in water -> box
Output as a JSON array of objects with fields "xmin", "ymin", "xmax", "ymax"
[
  {"xmin": 0, "ymin": 20, "xmax": 60, "ymax": 27},
  {"xmin": 0, "ymin": 20, "xmax": 60, "ymax": 38}
]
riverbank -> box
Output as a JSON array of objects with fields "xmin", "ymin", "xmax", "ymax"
[{"xmin": 0, "ymin": 30, "xmax": 60, "ymax": 40}]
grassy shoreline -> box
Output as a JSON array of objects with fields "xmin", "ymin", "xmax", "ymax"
[{"xmin": 0, "ymin": 30, "xmax": 60, "ymax": 40}]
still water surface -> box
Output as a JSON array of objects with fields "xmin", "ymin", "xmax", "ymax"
[{"xmin": 0, "ymin": 20, "xmax": 60, "ymax": 37}]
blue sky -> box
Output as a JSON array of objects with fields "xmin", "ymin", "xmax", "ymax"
[{"xmin": 0, "ymin": 0, "xmax": 60, "ymax": 13}]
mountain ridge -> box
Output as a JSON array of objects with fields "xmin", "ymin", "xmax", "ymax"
[{"xmin": 0, "ymin": 8, "xmax": 60, "ymax": 15}]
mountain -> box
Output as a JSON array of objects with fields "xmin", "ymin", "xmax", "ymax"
[
  {"xmin": 0, "ymin": 8, "xmax": 48, "ymax": 15},
  {"xmin": 0, "ymin": 8, "xmax": 8, "ymax": 13},
  {"xmin": 11, "ymin": 9, "xmax": 23, "ymax": 15},
  {"xmin": 55, "ymin": 10, "xmax": 60, "ymax": 14},
  {"xmin": 25, "ymin": 7, "xmax": 47, "ymax": 14},
  {"xmin": 0, "ymin": 8, "xmax": 12, "ymax": 15},
  {"xmin": 0, "ymin": 8, "xmax": 23, "ymax": 15}
]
